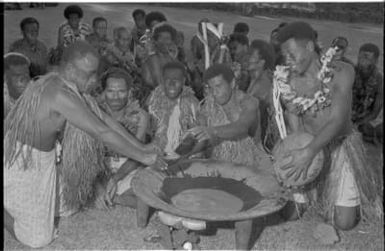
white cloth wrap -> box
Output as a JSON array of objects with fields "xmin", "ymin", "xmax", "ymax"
[
  {"xmin": 4, "ymin": 142, "xmax": 57, "ymax": 248},
  {"xmin": 293, "ymin": 146, "xmax": 360, "ymax": 207}
]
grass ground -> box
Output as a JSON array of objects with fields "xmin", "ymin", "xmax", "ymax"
[{"xmin": 3, "ymin": 3, "xmax": 384, "ymax": 250}]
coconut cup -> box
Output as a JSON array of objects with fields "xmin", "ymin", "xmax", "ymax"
[{"xmin": 272, "ymin": 132, "xmax": 324, "ymax": 188}]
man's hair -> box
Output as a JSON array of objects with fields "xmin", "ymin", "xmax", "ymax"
[
  {"xmin": 153, "ymin": 24, "xmax": 177, "ymax": 42},
  {"xmin": 101, "ymin": 67, "xmax": 133, "ymax": 90},
  {"xmin": 60, "ymin": 41, "xmax": 99, "ymax": 66},
  {"xmin": 162, "ymin": 61, "xmax": 187, "ymax": 76},
  {"xmin": 276, "ymin": 21, "xmax": 316, "ymax": 44},
  {"xmin": 233, "ymin": 22, "xmax": 249, "ymax": 34},
  {"xmin": 203, "ymin": 63, "xmax": 235, "ymax": 84},
  {"xmin": 249, "ymin": 40, "xmax": 276, "ymax": 71},
  {"xmin": 145, "ymin": 11, "xmax": 167, "ymax": 28},
  {"xmin": 113, "ymin": 26, "xmax": 129, "ymax": 39},
  {"xmin": 359, "ymin": 43, "xmax": 380, "ymax": 59},
  {"xmin": 20, "ymin": 17, "xmax": 39, "ymax": 31},
  {"xmin": 64, "ymin": 5, "xmax": 83, "ymax": 19},
  {"xmin": 132, "ymin": 9, "xmax": 146, "ymax": 20},
  {"xmin": 229, "ymin": 33, "xmax": 249, "ymax": 47},
  {"xmin": 4, "ymin": 52, "xmax": 31, "ymax": 71},
  {"xmin": 331, "ymin": 36, "xmax": 349, "ymax": 50},
  {"xmin": 92, "ymin": 17, "xmax": 107, "ymax": 27}
]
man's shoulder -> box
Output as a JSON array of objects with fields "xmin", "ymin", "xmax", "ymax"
[
  {"xmin": 9, "ymin": 39, "xmax": 26, "ymax": 50},
  {"xmin": 237, "ymin": 91, "xmax": 259, "ymax": 111},
  {"xmin": 332, "ymin": 61, "xmax": 355, "ymax": 83}
]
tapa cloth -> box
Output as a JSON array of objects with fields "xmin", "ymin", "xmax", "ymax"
[{"xmin": 4, "ymin": 141, "xmax": 57, "ymax": 248}]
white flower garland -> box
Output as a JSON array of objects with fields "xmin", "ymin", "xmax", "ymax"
[{"xmin": 273, "ymin": 46, "xmax": 338, "ymax": 139}]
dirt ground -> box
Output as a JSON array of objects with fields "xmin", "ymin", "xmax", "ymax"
[{"xmin": 3, "ymin": 3, "xmax": 384, "ymax": 250}]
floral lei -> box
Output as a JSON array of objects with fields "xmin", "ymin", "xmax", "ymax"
[
  {"xmin": 273, "ymin": 46, "xmax": 338, "ymax": 138},
  {"xmin": 274, "ymin": 46, "xmax": 338, "ymax": 114}
]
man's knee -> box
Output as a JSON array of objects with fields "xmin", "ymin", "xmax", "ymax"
[
  {"xmin": 14, "ymin": 220, "xmax": 56, "ymax": 248},
  {"xmin": 334, "ymin": 205, "xmax": 360, "ymax": 231}
]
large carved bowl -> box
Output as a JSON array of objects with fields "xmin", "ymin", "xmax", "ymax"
[{"xmin": 132, "ymin": 159, "xmax": 288, "ymax": 221}]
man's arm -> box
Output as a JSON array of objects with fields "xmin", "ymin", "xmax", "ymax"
[
  {"xmin": 98, "ymin": 109, "xmax": 145, "ymax": 149},
  {"xmin": 50, "ymin": 86, "xmax": 154, "ymax": 165},
  {"xmin": 148, "ymin": 55, "xmax": 163, "ymax": 87},
  {"xmin": 212, "ymin": 97, "xmax": 259, "ymax": 141},
  {"xmin": 135, "ymin": 108, "xmax": 149, "ymax": 142},
  {"xmin": 307, "ymin": 64, "xmax": 355, "ymax": 154},
  {"xmin": 189, "ymin": 96, "xmax": 259, "ymax": 144}
]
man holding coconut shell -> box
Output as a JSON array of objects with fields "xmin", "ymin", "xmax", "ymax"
[{"xmin": 272, "ymin": 21, "xmax": 381, "ymax": 230}]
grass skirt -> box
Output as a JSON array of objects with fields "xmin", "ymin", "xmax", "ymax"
[
  {"xmin": 304, "ymin": 130, "xmax": 383, "ymax": 222},
  {"xmin": 58, "ymin": 93, "xmax": 106, "ymax": 210},
  {"xmin": 202, "ymin": 91, "xmax": 271, "ymax": 168}
]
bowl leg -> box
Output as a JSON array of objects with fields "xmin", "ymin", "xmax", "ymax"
[
  {"xmin": 234, "ymin": 219, "xmax": 253, "ymax": 250},
  {"xmin": 136, "ymin": 198, "xmax": 150, "ymax": 228}
]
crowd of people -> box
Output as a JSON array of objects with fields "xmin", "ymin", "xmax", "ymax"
[{"xmin": 3, "ymin": 4, "xmax": 383, "ymax": 249}]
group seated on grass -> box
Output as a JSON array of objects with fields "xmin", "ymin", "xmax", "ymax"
[{"xmin": 3, "ymin": 3, "xmax": 383, "ymax": 249}]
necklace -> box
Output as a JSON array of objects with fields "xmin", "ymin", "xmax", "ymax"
[{"xmin": 272, "ymin": 46, "xmax": 338, "ymax": 139}]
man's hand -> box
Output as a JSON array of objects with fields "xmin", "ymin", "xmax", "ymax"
[
  {"xmin": 280, "ymin": 147, "xmax": 316, "ymax": 182},
  {"xmin": 94, "ymin": 182, "xmax": 113, "ymax": 210},
  {"xmin": 106, "ymin": 177, "xmax": 118, "ymax": 204},
  {"xmin": 187, "ymin": 126, "xmax": 215, "ymax": 142},
  {"xmin": 143, "ymin": 142, "xmax": 162, "ymax": 154}
]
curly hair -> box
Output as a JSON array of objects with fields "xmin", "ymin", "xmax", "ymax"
[
  {"xmin": 20, "ymin": 17, "xmax": 39, "ymax": 31},
  {"xmin": 152, "ymin": 23, "xmax": 177, "ymax": 42},
  {"xmin": 249, "ymin": 40, "xmax": 276, "ymax": 71},
  {"xmin": 203, "ymin": 63, "xmax": 235, "ymax": 84},
  {"xmin": 64, "ymin": 5, "xmax": 83, "ymax": 19},
  {"xmin": 162, "ymin": 61, "xmax": 187, "ymax": 76},
  {"xmin": 101, "ymin": 67, "xmax": 133, "ymax": 91},
  {"xmin": 233, "ymin": 22, "xmax": 249, "ymax": 34},
  {"xmin": 132, "ymin": 9, "xmax": 146, "ymax": 20},
  {"xmin": 145, "ymin": 11, "xmax": 167, "ymax": 28}
]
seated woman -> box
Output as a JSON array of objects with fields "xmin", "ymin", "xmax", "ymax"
[
  {"xmin": 50, "ymin": 5, "xmax": 91, "ymax": 64},
  {"xmin": 95, "ymin": 67, "xmax": 150, "ymax": 209}
]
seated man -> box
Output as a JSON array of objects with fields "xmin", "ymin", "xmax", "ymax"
[
  {"xmin": 275, "ymin": 22, "xmax": 380, "ymax": 230},
  {"xmin": 131, "ymin": 9, "xmax": 147, "ymax": 47},
  {"xmin": 104, "ymin": 27, "xmax": 137, "ymax": 74},
  {"xmin": 188, "ymin": 64, "xmax": 271, "ymax": 167},
  {"xmin": 246, "ymin": 39, "xmax": 278, "ymax": 150},
  {"xmin": 228, "ymin": 33, "xmax": 250, "ymax": 91},
  {"xmin": 270, "ymin": 22, "xmax": 288, "ymax": 66},
  {"xmin": 147, "ymin": 61, "xmax": 204, "ymax": 159},
  {"xmin": 86, "ymin": 17, "xmax": 111, "ymax": 56},
  {"xmin": 233, "ymin": 22, "xmax": 249, "ymax": 37},
  {"xmin": 330, "ymin": 36, "xmax": 355, "ymax": 68},
  {"xmin": 50, "ymin": 5, "xmax": 91, "ymax": 64},
  {"xmin": 4, "ymin": 52, "xmax": 31, "ymax": 118},
  {"xmin": 9, "ymin": 17, "xmax": 48, "ymax": 77},
  {"xmin": 352, "ymin": 43, "xmax": 383, "ymax": 145},
  {"xmin": 189, "ymin": 19, "xmax": 231, "ymax": 100},
  {"xmin": 141, "ymin": 23, "xmax": 179, "ymax": 90},
  {"xmin": 4, "ymin": 41, "xmax": 159, "ymax": 248},
  {"xmin": 94, "ymin": 67, "xmax": 150, "ymax": 209}
]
